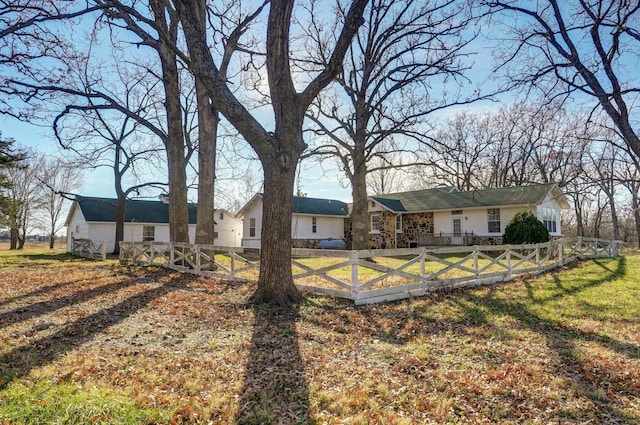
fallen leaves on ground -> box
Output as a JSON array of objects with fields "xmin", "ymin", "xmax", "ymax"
[{"xmin": 0, "ymin": 254, "xmax": 638, "ymax": 424}]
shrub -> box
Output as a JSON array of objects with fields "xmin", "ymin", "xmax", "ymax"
[{"xmin": 503, "ymin": 211, "xmax": 550, "ymax": 244}]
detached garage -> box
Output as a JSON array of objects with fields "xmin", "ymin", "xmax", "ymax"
[{"xmin": 66, "ymin": 196, "xmax": 242, "ymax": 253}]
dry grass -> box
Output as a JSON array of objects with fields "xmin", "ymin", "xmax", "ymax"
[{"xmin": 0, "ymin": 247, "xmax": 638, "ymax": 424}]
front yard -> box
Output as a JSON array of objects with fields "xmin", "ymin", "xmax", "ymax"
[{"xmin": 0, "ymin": 248, "xmax": 638, "ymax": 424}]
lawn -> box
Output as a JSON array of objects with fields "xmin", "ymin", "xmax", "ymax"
[{"xmin": 0, "ymin": 247, "xmax": 638, "ymax": 424}]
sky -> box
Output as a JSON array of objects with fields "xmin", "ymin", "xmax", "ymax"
[{"xmin": 4, "ymin": 0, "xmax": 636, "ymax": 215}]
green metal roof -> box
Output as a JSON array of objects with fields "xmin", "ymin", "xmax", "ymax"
[
  {"xmin": 292, "ymin": 196, "xmax": 349, "ymax": 216},
  {"xmin": 371, "ymin": 183, "xmax": 565, "ymax": 212},
  {"xmin": 75, "ymin": 196, "xmax": 198, "ymax": 224}
]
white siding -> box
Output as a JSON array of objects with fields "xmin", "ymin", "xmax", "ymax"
[
  {"xmin": 292, "ymin": 215, "xmax": 344, "ymax": 239},
  {"xmin": 434, "ymin": 207, "xmax": 534, "ymax": 236},
  {"xmin": 536, "ymin": 194, "xmax": 564, "ymax": 236},
  {"xmin": 214, "ymin": 210, "xmax": 243, "ymax": 247},
  {"xmin": 66, "ymin": 205, "xmax": 89, "ymax": 251},
  {"xmin": 239, "ymin": 197, "xmax": 345, "ymax": 248},
  {"xmin": 240, "ymin": 198, "xmax": 263, "ymax": 248}
]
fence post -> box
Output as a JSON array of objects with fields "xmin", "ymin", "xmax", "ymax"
[
  {"xmin": 420, "ymin": 248, "xmax": 426, "ymax": 279},
  {"xmin": 351, "ymin": 250, "xmax": 359, "ymax": 299},
  {"xmin": 169, "ymin": 242, "xmax": 175, "ymax": 268},
  {"xmin": 101, "ymin": 241, "xmax": 106, "ymax": 261},
  {"xmin": 506, "ymin": 246, "xmax": 512, "ymax": 278},
  {"xmin": 559, "ymin": 240, "xmax": 564, "ymax": 265},
  {"xmin": 474, "ymin": 246, "xmax": 479, "ymax": 277},
  {"xmin": 195, "ymin": 244, "xmax": 201, "ymax": 274}
]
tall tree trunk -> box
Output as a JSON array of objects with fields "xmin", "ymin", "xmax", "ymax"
[
  {"xmin": 153, "ymin": 1, "xmax": 189, "ymax": 244},
  {"xmin": 9, "ymin": 228, "xmax": 18, "ymax": 250},
  {"xmin": 114, "ymin": 196, "xmax": 125, "ymax": 255},
  {"xmin": 609, "ymin": 194, "xmax": 620, "ymax": 241},
  {"xmin": 252, "ymin": 140, "xmax": 302, "ymax": 305},
  {"xmin": 194, "ymin": 81, "xmax": 217, "ymax": 245},
  {"xmin": 175, "ymin": 0, "xmax": 368, "ymax": 305},
  {"xmin": 573, "ymin": 196, "xmax": 584, "ymax": 237},
  {"xmin": 351, "ymin": 152, "xmax": 369, "ymax": 251},
  {"xmin": 17, "ymin": 226, "xmax": 25, "ymax": 249},
  {"xmin": 193, "ymin": 0, "xmax": 216, "ymax": 246},
  {"xmin": 632, "ymin": 191, "xmax": 640, "ymax": 248},
  {"xmin": 194, "ymin": 79, "xmax": 219, "ymax": 271}
]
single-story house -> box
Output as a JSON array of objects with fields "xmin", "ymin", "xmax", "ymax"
[
  {"xmin": 236, "ymin": 193, "xmax": 349, "ymax": 249},
  {"xmin": 366, "ymin": 183, "xmax": 570, "ymax": 248},
  {"xmin": 65, "ymin": 195, "xmax": 243, "ymax": 253}
]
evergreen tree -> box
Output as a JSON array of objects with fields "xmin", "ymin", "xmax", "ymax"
[{"xmin": 0, "ymin": 134, "xmax": 26, "ymax": 228}]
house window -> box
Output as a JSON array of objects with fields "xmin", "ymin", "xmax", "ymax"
[
  {"xmin": 75, "ymin": 225, "xmax": 79, "ymax": 233},
  {"xmin": 312, "ymin": 217, "xmax": 317, "ymax": 233},
  {"xmin": 395, "ymin": 215, "xmax": 402, "ymax": 233},
  {"xmin": 142, "ymin": 225, "xmax": 155, "ymax": 241},
  {"xmin": 370, "ymin": 214, "xmax": 381, "ymax": 233},
  {"xmin": 543, "ymin": 207, "xmax": 557, "ymax": 233},
  {"xmin": 219, "ymin": 212, "xmax": 224, "ymax": 220},
  {"xmin": 213, "ymin": 231, "xmax": 219, "ymax": 239},
  {"xmin": 249, "ymin": 218, "xmax": 256, "ymax": 237},
  {"xmin": 487, "ymin": 208, "xmax": 501, "ymax": 233}
]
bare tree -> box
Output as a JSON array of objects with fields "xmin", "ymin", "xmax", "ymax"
[
  {"xmin": 486, "ymin": 0, "xmax": 640, "ymax": 160},
  {"xmin": 305, "ymin": 0, "xmax": 478, "ymax": 250},
  {"xmin": 418, "ymin": 110, "xmax": 494, "ymax": 190},
  {"xmin": 192, "ymin": 0, "xmax": 267, "ymax": 245},
  {"xmin": 588, "ymin": 140, "xmax": 622, "ymax": 240},
  {"xmin": 617, "ymin": 152, "xmax": 640, "ymax": 247},
  {"xmin": 36, "ymin": 157, "xmax": 84, "ymax": 249},
  {"xmin": 0, "ymin": 150, "xmax": 42, "ymax": 249},
  {"xmin": 367, "ymin": 153, "xmax": 410, "ymax": 195},
  {"xmin": 176, "ymin": 0, "xmax": 369, "ymax": 304},
  {"xmin": 50, "ymin": 49, "xmax": 170, "ymax": 254}
]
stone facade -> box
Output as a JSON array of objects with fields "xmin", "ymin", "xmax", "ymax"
[{"xmin": 367, "ymin": 211, "xmax": 435, "ymax": 249}]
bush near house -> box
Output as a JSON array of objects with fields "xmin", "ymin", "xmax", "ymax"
[{"xmin": 503, "ymin": 210, "xmax": 550, "ymax": 244}]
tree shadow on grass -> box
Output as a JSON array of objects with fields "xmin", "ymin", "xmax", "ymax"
[
  {"xmin": 455, "ymin": 258, "xmax": 638, "ymax": 423},
  {"xmin": 0, "ymin": 275, "xmax": 189, "ymax": 390},
  {"xmin": 235, "ymin": 304, "xmax": 313, "ymax": 425},
  {"xmin": 0, "ymin": 279, "xmax": 138, "ymax": 330},
  {"xmin": 0, "ymin": 277, "xmax": 91, "ymax": 309}
]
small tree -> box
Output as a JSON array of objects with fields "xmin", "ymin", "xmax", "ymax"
[{"xmin": 503, "ymin": 211, "xmax": 550, "ymax": 245}]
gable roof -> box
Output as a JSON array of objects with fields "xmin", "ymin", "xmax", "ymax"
[
  {"xmin": 236, "ymin": 193, "xmax": 349, "ymax": 217},
  {"xmin": 371, "ymin": 183, "xmax": 569, "ymax": 212},
  {"xmin": 72, "ymin": 196, "xmax": 198, "ymax": 224},
  {"xmin": 292, "ymin": 196, "xmax": 349, "ymax": 216}
]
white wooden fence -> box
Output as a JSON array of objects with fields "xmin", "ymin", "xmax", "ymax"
[
  {"xmin": 71, "ymin": 238, "xmax": 107, "ymax": 261},
  {"xmin": 119, "ymin": 237, "xmax": 621, "ymax": 305}
]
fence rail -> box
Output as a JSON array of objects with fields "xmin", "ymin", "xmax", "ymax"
[
  {"xmin": 71, "ymin": 238, "xmax": 107, "ymax": 261},
  {"xmin": 119, "ymin": 237, "xmax": 621, "ymax": 305}
]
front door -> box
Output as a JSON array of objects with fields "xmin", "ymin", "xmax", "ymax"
[{"xmin": 452, "ymin": 218, "xmax": 463, "ymax": 245}]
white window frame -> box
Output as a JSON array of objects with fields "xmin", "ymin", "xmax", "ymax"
[
  {"xmin": 312, "ymin": 217, "xmax": 317, "ymax": 234},
  {"xmin": 142, "ymin": 225, "xmax": 155, "ymax": 241},
  {"xmin": 395, "ymin": 215, "xmax": 403, "ymax": 233},
  {"xmin": 249, "ymin": 218, "xmax": 256, "ymax": 237},
  {"xmin": 370, "ymin": 214, "xmax": 381, "ymax": 233},
  {"xmin": 543, "ymin": 207, "xmax": 557, "ymax": 233},
  {"xmin": 487, "ymin": 208, "xmax": 501, "ymax": 233}
]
